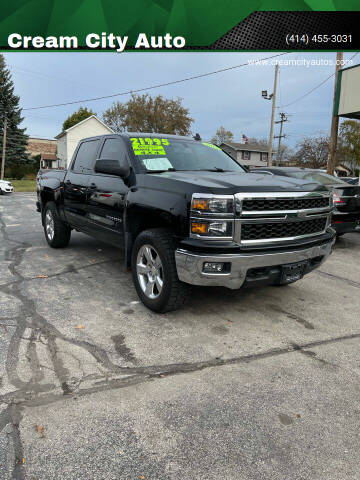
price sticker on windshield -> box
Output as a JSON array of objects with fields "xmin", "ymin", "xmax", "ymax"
[{"xmin": 130, "ymin": 137, "xmax": 169, "ymax": 155}]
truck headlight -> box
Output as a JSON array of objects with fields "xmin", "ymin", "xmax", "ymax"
[
  {"xmin": 190, "ymin": 194, "xmax": 235, "ymax": 239},
  {"xmin": 191, "ymin": 195, "xmax": 234, "ymax": 214},
  {"xmin": 191, "ymin": 220, "xmax": 233, "ymax": 237}
]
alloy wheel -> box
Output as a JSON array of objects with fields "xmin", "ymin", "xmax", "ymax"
[
  {"xmin": 136, "ymin": 244, "xmax": 164, "ymax": 299},
  {"xmin": 45, "ymin": 210, "xmax": 55, "ymax": 241}
]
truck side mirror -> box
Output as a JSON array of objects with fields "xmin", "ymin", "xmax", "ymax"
[{"xmin": 95, "ymin": 159, "xmax": 130, "ymax": 178}]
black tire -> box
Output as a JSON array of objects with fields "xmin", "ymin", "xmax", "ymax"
[
  {"xmin": 43, "ymin": 201, "xmax": 71, "ymax": 248},
  {"xmin": 131, "ymin": 228, "xmax": 191, "ymax": 313},
  {"xmin": 0, "ymin": 189, "xmax": 3, "ymax": 195}
]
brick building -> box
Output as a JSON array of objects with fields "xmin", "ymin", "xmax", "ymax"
[
  {"xmin": 26, "ymin": 137, "xmax": 58, "ymax": 169},
  {"xmin": 26, "ymin": 137, "xmax": 57, "ymax": 157}
]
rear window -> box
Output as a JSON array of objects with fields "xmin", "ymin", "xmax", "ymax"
[{"xmin": 72, "ymin": 140, "xmax": 100, "ymax": 173}]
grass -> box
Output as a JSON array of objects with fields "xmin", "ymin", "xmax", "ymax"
[{"xmin": 7, "ymin": 179, "xmax": 37, "ymax": 192}]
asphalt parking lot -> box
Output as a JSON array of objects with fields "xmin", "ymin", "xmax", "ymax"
[{"xmin": 1, "ymin": 192, "xmax": 360, "ymax": 480}]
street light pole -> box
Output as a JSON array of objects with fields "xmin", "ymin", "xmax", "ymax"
[
  {"xmin": 1, "ymin": 117, "xmax": 7, "ymax": 180},
  {"xmin": 262, "ymin": 64, "xmax": 279, "ymax": 167},
  {"xmin": 268, "ymin": 64, "xmax": 279, "ymax": 167},
  {"xmin": 327, "ymin": 52, "xmax": 343, "ymax": 175}
]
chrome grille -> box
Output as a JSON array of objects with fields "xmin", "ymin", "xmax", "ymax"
[
  {"xmin": 242, "ymin": 218, "xmax": 327, "ymax": 241},
  {"xmin": 235, "ymin": 191, "xmax": 332, "ymax": 246},
  {"xmin": 242, "ymin": 197, "xmax": 329, "ymax": 211}
]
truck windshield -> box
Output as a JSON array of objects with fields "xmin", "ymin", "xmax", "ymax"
[{"xmin": 130, "ymin": 138, "xmax": 245, "ymax": 173}]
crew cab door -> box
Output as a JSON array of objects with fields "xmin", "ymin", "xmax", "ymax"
[
  {"xmin": 85, "ymin": 137, "xmax": 129, "ymax": 246},
  {"xmin": 63, "ymin": 138, "xmax": 101, "ymax": 229}
]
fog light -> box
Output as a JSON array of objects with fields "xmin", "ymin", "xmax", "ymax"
[{"xmin": 203, "ymin": 262, "xmax": 224, "ymax": 273}]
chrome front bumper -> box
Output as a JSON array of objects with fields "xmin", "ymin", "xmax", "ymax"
[{"xmin": 175, "ymin": 237, "xmax": 335, "ymax": 289}]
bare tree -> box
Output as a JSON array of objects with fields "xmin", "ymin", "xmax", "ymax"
[
  {"xmin": 292, "ymin": 136, "xmax": 329, "ymax": 169},
  {"xmin": 276, "ymin": 144, "xmax": 293, "ymax": 164},
  {"xmin": 211, "ymin": 126, "xmax": 234, "ymax": 146},
  {"xmin": 247, "ymin": 137, "xmax": 268, "ymax": 149}
]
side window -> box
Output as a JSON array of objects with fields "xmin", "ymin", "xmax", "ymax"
[
  {"xmin": 100, "ymin": 138, "xmax": 125, "ymax": 161},
  {"xmin": 72, "ymin": 140, "xmax": 100, "ymax": 173}
]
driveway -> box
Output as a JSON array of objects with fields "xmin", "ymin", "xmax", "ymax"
[{"xmin": 1, "ymin": 193, "xmax": 360, "ymax": 480}]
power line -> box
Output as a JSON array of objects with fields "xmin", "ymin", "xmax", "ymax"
[
  {"xmin": 282, "ymin": 72, "xmax": 334, "ymax": 107},
  {"xmin": 9, "ymin": 63, "xmax": 111, "ymax": 92},
  {"xmin": 283, "ymin": 52, "xmax": 358, "ymax": 108},
  {"xmin": 22, "ymin": 52, "xmax": 289, "ymax": 111}
]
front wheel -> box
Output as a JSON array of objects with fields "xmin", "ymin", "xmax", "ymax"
[
  {"xmin": 43, "ymin": 202, "xmax": 71, "ymax": 248},
  {"xmin": 131, "ymin": 229, "xmax": 191, "ymax": 313}
]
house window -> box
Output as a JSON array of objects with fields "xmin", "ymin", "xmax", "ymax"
[
  {"xmin": 261, "ymin": 152, "xmax": 268, "ymax": 162},
  {"xmin": 242, "ymin": 151, "xmax": 250, "ymax": 160}
]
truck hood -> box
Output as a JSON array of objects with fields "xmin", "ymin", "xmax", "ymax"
[{"xmin": 138, "ymin": 171, "xmax": 328, "ymax": 195}]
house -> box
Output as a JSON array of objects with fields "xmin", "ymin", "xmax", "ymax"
[
  {"xmin": 220, "ymin": 142, "xmax": 268, "ymax": 168},
  {"xmin": 41, "ymin": 153, "xmax": 58, "ymax": 169},
  {"xmin": 26, "ymin": 137, "xmax": 57, "ymax": 159},
  {"xmin": 55, "ymin": 115, "xmax": 114, "ymax": 168}
]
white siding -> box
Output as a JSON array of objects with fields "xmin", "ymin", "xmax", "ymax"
[
  {"xmin": 338, "ymin": 65, "xmax": 360, "ymax": 116},
  {"xmin": 57, "ymin": 136, "xmax": 67, "ymax": 168},
  {"xmin": 221, "ymin": 144, "xmax": 268, "ymax": 167},
  {"xmin": 66, "ymin": 117, "xmax": 113, "ymax": 167},
  {"xmin": 239, "ymin": 151, "xmax": 267, "ymax": 167},
  {"xmin": 55, "ymin": 117, "xmax": 113, "ymax": 168}
]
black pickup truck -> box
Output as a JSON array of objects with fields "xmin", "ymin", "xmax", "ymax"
[{"xmin": 36, "ymin": 133, "xmax": 335, "ymax": 312}]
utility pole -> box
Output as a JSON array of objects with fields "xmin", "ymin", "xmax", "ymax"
[
  {"xmin": 274, "ymin": 112, "xmax": 288, "ymax": 166},
  {"xmin": 1, "ymin": 117, "xmax": 7, "ymax": 180},
  {"xmin": 327, "ymin": 52, "xmax": 343, "ymax": 175},
  {"xmin": 267, "ymin": 64, "xmax": 279, "ymax": 166}
]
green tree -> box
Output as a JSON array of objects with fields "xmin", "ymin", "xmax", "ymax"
[
  {"xmin": 0, "ymin": 54, "xmax": 28, "ymax": 175},
  {"xmin": 338, "ymin": 119, "xmax": 360, "ymax": 174},
  {"xmin": 211, "ymin": 126, "xmax": 234, "ymax": 146},
  {"xmin": 102, "ymin": 94, "xmax": 193, "ymax": 135},
  {"xmin": 62, "ymin": 106, "xmax": 96, "ymax": 131}
]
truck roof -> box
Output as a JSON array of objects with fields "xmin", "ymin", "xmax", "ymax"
[{"xmin": 80, "ymin": 132, "xmax": 195, "ymax": 142}]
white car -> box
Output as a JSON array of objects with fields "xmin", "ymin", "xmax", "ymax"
[{"xmin": 0, "ymin": 180, "xmax": 14, "ymax": 194}]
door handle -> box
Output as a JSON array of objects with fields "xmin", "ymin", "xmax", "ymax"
[{"xmin": 89, "ymin": 183, "xmax": 97, "ymax": 189}]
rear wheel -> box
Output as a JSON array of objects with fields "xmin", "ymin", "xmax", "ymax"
[
  {"xmin": 131, "ymin": 229, "xmax": 191, "ymax": 313},
  {"xmin": 44, "ymin": 202, "xmax": 71, "ymax": 248}
]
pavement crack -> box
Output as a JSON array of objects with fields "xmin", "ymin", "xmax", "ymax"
[
  {"xmin": 0, "ymin": 405, "xmax": 25, "ymax": 480},
  {"xmin": 266, "ymin": 303, "xmax": 314, "ymax": 330},
  {"xmin": 315, "ymin": 269, "xmax": 360, "ymax": 288}
]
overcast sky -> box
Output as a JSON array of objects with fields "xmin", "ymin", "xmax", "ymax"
[{"xmin": 4, "ymin": 51, "xmax": 358, "ymax": 149}]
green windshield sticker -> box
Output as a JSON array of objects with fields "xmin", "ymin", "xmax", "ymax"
[
  {"xmin": 133, "ymin": 145, "xmax": 166, "ymax": 155},
  {"xmin": 130, "ymin": 137, "xmax": 169, "ymax": 155},
  {"xmin": 202, "ymin": 142, "xmax": 221, "ymax": 150},
  {"xmin": 141, "ymin": 157, "xmax": 173, "ymax": 170}
]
